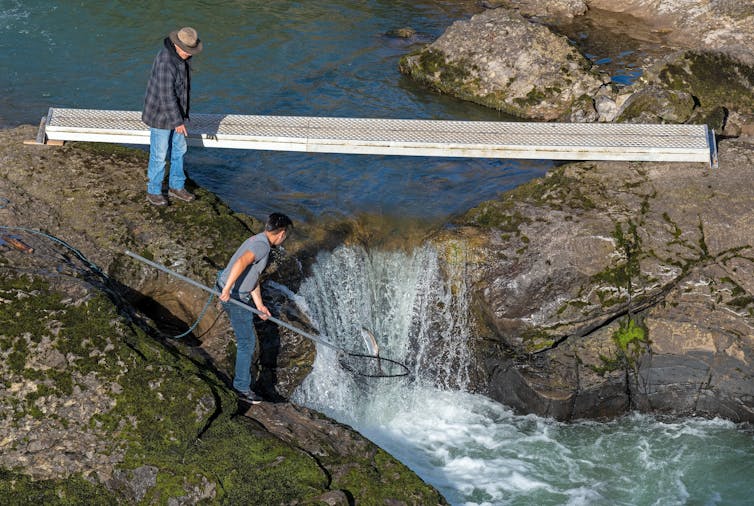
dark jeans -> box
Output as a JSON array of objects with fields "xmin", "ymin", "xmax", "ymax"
[
  {"xmin": 221, "ymin": 297, "xmax": 258, "ymax": 393},
  {"xmin": 217, "ymin": 272, "xmax": 257, "ymax": 393}
]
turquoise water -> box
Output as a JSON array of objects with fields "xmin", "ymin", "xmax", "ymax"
[
  {"xmin": 1, "ymin": 0, "xmax": 548, "ymax": 221},
  {"xmin": 4, "ymin": 2, "xmax": 754, "ymax": 504}
]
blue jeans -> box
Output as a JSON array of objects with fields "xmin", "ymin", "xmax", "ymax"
[
  {"xmin": 221, "ymin": 295, "xmax": 258, "ymax": 393},
  {"xmin": 146, "ymin": 127, "xmax": 187, "ymax": 195}
]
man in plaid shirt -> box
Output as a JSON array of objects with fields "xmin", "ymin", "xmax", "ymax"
[{"xmin": 142, "ymin": 27, "xmax": 203, "ymax": 206}]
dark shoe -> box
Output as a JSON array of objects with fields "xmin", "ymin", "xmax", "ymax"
[
  {"xmin": 168, "ymin": 188, "xmax": 195, "ymax": 202},
  {"xmin": 236, "ymin": 389, "xmax": 263, "ymax": 404},
  {"xmin": 146, "ymin": 193, "xmax": 167, "ymax": 206}
]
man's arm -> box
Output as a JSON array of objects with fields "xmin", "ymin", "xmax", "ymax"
[
  {"xmin": 249, "ymin": 284, "xmax": 270, "ymax": 320},
  {"xmin": 219, "ymin": 250, "xmax": 271, "ymax": 320},
  {"xmin": 219, "ymin": 250, "xmax": 255, "ymax": 302}
]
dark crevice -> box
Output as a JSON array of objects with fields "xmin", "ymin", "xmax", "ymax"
[
  {"xmin": 570, "ymin": 351, "xmax": 580, "ymax": 420},
  {"xmin": 193, "ymin": 373, "xmax": 227, "ymax": 440}
]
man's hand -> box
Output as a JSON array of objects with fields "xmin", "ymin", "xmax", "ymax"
[
  {"xmin": 175, "ymin": 124, "xmax": 188, "ymax": 136},
  {"xmin": 256, "ymin": 304, "xmax": 271, "ymax": 321},
  {"xmin": 219, "ymin": 290, "xmax": 230, "ymax": 302}
]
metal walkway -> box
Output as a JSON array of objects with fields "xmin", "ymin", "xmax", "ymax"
[{"xmin": 36, "ymin": 107, "xmax": 718, "ymax": 167}]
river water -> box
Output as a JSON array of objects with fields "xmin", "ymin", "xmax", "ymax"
[
  {"xmin": 3, "ymin": 1, "xmax": 753, "ymax": 504},
  {"xmin": 294, "ymin": 246, "xmax": 754, "ymax": 505},
  {"xmin": 1, "ymin": 0, "xmax": 547, "ymax": 221}
]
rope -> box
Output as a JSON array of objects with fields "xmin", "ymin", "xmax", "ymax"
[
  {"xmin": 170, "ymin": 292, "xmax": 214, "ymax": 339},
  {"xmin": 0, "ymin": 225, "xmax": 106, "ymax": 277},
  {"xmin": 0, "ymin": 224, "xmax": 209, "ymax": 339},
  {"xmin": 0, "ymin": 219, "xmax": 411, "ymax": 377}
]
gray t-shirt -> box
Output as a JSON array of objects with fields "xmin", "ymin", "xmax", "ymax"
[{"xmin": 218, "ymin": 232, "xmax": 271, "ymax": 297}]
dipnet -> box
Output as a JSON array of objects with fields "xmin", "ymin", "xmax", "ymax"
[{"xmin": 337, "ymin": 351, "xmax": 410, "ymax": 378}]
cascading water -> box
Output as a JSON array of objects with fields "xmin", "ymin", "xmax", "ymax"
[
  {"xmin": 293, "ymin": 244, "xmax": 472, "ymax": 424},
  {"xmin": 292, "ymin": 245, "xmax": 754, "ymax": 506}
]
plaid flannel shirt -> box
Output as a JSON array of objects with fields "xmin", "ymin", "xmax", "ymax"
[{"xmin": 142, "ymin": 38, "xmax": 191, "ymax": 130}]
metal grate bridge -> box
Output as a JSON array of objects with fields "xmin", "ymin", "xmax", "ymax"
[{"xmin": 35, "ymin": 107, "xmax": 718, "ymax": 168}]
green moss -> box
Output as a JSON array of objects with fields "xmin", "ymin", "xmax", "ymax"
[
  {"xmin": 459, "ymin": 167, "xmax": 597, "ymax": 231},
  {"xmin": 697, "ymin": 216, "xmax": 709, "ymax": 259},
  {"xmin": 322, "ymin": 443, "xmax": 445, "ymax": 503},
  {"xmin": 591, "ymin": 221, "xmax": 641, "ymax": 301},
  {"xmin": 613, "ymin": 318, "xmax": 646, "ymax": 354},
  {"xmin": 658, "ymin": 51, "xmax": 754, "ymax": 113},
  {"xmin": 149, "ymin": 189, "xmax": 253, "ymax": 268},
  {"xmin": 597, "ymin": 294, "xmax": 629, "ymax": 308},
  {"xmin": 557, "ymin": 299, "xmax": 589, "ymax": 315},
  {"xmin": 689, "ymin": 105, "xmax": 727, "ymax": 133},
  {"xmin": 662, "ymin": 212, "xmax": 683, "ymax": 239},
  {"xmin": 1, "ymin": 263, "xmax": 444, "ymax": 503},
  {"xmin": 720, "ymin": 277, "xmax": 746, "ymax": 297},
  {"xmin": 399, "ymin": 48, "xmax": 473, "ymax": 93},
  {"xmin": 0, "ymin": 469, "xmax": 118, "ymax": 505},
  {"xmin": 399, "ymin": 48, "xmax": 485, "ymax": 109},
  {"xmin": 521, "ymin": 328, "xmax": 556, "ymax": 353},
  {"xmin": 617, "ymin": 88, "xmax": 695, "ymax": 123},
  {"xmin": 74, "ymin": 142, "xmax": 149, "ymax": 161},
  {"xmin": 182, "ymin": 415, "xmax": 326, "ymax": 504},
  {"xmin": 591, "ymin": 317, "xmax": 648, "ymax": 376},
  {"xmin": 0, "ymin": 275, "xmax": 63, "ymax": 339},
  {"xmin": 590, "ymin": 352, "xmax": 624, "ymax": 376},
  {"xmin": 7, "ymin": 339, "xmax": 27, "ymax": 374},
  {"xmin": 728, "ymin": 295, "xmax": 754, "ymax": 309},
  {"xmin": 514, "ymin": 86, "xmax": 547, "ymax": 106}
]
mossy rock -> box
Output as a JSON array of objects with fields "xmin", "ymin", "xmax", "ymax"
[
  {"xmin": 617, "ymin": 86, "xmax": 696, "ymax": 123},
  {"xmin": 0, "ymin": 469, "xmax": 118, "ymax": 505},
  {"xmin": 399, "ymin": 48, "xmax": 479, "ymax": 100},
  {"xmin": 458, "ymin": 166, "xmax": 596, "ymax": 230},
  {"xmin": 642, "ymin": 50, "xmax": 754, "ymax": 126},
  {"xmin": 0, "ymin": 251, "xmax": 447, "ymax": 504}
]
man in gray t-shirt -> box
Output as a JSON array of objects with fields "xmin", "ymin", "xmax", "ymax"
[{"xmin": 218, "ymin": 212, "xmax": 292, "ymax": 404}]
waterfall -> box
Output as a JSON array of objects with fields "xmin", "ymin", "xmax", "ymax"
[
  {"xmin": 290, "ymin": 244, "xmax": 754, "ymax": 506},
  {"xmin": 292, "ymin": 244, "xmax": 472, "ymax": 424}
]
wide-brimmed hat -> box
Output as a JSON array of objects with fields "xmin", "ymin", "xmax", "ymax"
[{"xmin": 169, "ymin": 27, "xmax": 203, "ymax": 55}]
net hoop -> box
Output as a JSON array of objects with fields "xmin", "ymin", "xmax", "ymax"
[{"xmin": 337, "ymin": 351, "xmax": 411, "ymax": 378}]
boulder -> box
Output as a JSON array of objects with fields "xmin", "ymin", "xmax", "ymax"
[
  {"xmin": 625, "ymin": 50, "xmax": 754, "ymax": 132},
  {"xmin": 402, "ymin": 1, "xmax": 754, "ymax": 129},
  {"xmin": 399, "ymin": 8, "xmax": 603, "ymax": 120},
  {"xmin": 493, "ymin": 0, "xmax": 588, "ymax": 21}
]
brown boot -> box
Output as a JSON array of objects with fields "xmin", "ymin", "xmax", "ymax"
[
  {"xmin": 168, "ymin": 188, "xmax": 195, "ymax": 202},
  {"xmin": 146, "ymin": 193, "xmax": 168, "ymax": 206}
]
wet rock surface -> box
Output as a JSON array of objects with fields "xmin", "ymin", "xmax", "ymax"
[
  {"xmin": 585, "ymin": 0, "xmax": 754, "ymax": 64},
  {"xmin": 432, "ymin": 137, "xmax": 754, "ymax": 421}
]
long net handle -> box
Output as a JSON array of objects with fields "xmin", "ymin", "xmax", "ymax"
[
  {"xmin": 125, "ymin": 250, "xmax": 411, "ymax": 378},
  {"xmin": 124, "ymin": 250, "xmax": 341, "ymax": 351}
]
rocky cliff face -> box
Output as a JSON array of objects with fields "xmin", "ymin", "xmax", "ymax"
[
  {"xmin": 398, "ymin": 0, "xmax": 754, "ymax": 422},
  {"xmin": 0, "ymin": 126, "xmax": 446, "ymax": 504},
  {"xmin": 431, "ymin": 137, "xmax": 754, "ymax": 421}
]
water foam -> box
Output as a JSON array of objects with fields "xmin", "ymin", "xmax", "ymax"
[{"xmin": 292, "ymin": 245, "xmax": 754, "ymax": 505}]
